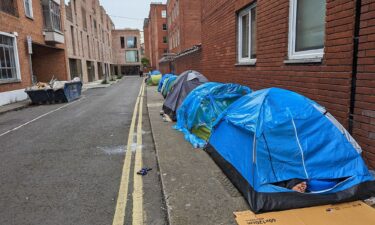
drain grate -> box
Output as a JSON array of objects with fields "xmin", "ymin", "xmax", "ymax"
[{"xmin": 215, "ymin": 171, "xmax": 242, "ymax": 198}]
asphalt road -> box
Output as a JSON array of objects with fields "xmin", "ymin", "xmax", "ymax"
[{"xmin": 0, "ymin": 77, "xmax": 167, "ymax": 225}]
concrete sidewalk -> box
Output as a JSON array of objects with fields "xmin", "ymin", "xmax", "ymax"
[
  {"xmin": 0, "ymin": 79, "xmax": 121, "ymax": 115},
  {"xmin": 146, "ymin": 86, "xmax": 249, "ymax": 225}
]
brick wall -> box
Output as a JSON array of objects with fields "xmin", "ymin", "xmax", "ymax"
[
  {"xmin": 354, "ymin": 0, "xmax": 375, "ymax": 168},
  {"xmin": 198, "ymin": 0, "xmax": 375, "ymax": 168},
  {"xmin": 0, "ymin": 0, "xmax": 67, "ymax": 93},
  {"xmin": 174, "ymin": 51, "xmax": 203, "ymax": 74},
  {"xmin": 148, "ymin": 4, "xmax": 168, "ymax": 70}
]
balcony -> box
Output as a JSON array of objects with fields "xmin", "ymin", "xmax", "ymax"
[
  {"xmin": 0, "ymin": 0, "xmax": 18, "ymax": 16},
  {"xmin": 42, "ymin": 0, "xmax": 64, "ymax": 44}
]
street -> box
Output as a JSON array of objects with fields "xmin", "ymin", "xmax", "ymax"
[{"xmin": 0, "ymin": 77, "xmax": 167, "ymax": 225}]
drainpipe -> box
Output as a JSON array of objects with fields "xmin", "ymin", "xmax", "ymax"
[{"xmin": 348, "ymin": 0, "xmax": 362, "ymax": 134}]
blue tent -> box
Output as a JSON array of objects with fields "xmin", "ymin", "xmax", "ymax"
[
  {"xmin": 151, "ymin": 70, "xmax": 161, "ymax": 75},
  {"xmin": 174, "ymin": 82, "xmax": 252, "ymax": 148},
  {"xmin": 158, "ymin": 74, "xmax": 174, "ymax": 92},
  {"xmin": 161, "ymin": 75, "xmax": 178, "ymax": 98},
  {"xmin": 206, "ymin": 88, "xmax": 375, "ymax": 213}
]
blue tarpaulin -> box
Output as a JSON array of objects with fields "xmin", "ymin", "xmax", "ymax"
[
  {"xmin": 158, "ymin": 74, "xmax": 174, "ymax": 92},
  {"xmin": 151, "ymin": 70, "xmax": 161, "ymax": 75},
  {"xmin": 207, "ymin": 87, "xmax": 375, "ymax": 212},
  {"xmin": 161, "ymin": 75, "xmax": 177, "ymax": 98},
  {"xmin": 174, "ymin": 82, "xmax": 252, "ymax": 148}
]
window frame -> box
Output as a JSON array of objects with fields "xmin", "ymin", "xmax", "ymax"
[
  {"xmin": 161, "ymin": 10, "xmax": 167, "ymax": 18},
  {"xmin": 24, "ymin": 0, "xmax": 33, "ymax": 19},
  {"xmin": 125, "ymin": 50, "xmax": 139, "ymax": 63},
  {"xmin": 237, "ymin": 4, "xmax": 256, "ymax": 64},
  {"xmin": 0, "ymin": 31, "xmax": 21, "ymax": 82},
  {"xmin": 288, "ymin": 0, "xmax": 325, "ymax": 60}
]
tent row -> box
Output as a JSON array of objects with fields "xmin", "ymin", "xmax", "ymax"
[{"xmin": 154, "ymin": 70, "xmax": 375, "ymax": 213}]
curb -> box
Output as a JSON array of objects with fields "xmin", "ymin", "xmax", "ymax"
[
  {"xmin": 0, "ymin": 101, "xmax": 31, "ymax": 115},
  {"xmin": 145, "ymin": 87, "xmax": 172, "ymax": 225}
]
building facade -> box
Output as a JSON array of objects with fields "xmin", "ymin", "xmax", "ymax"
[
  {"xmin": 158, "ymin": 0, "xmax": 202, "ymax": 74},
  {"xmin": 0, "ymin": 0, "xmax": 68, "ymax": 106},
  {"xmin": 144, "ymin": 3, "xmax": 168, "ymax": 71},
  {"xmin": 64, "ymin": 0, "xmax": 114, "ymax": 83},
  {"xmin": 112, "ymin": 29, "xmax": 142, "ymax": 75},
  {"xmin": 167, "ymin": 0, "xmax": 201, "ymax": 54},
  {"xmin": 151, "ymin": 0, "xmax": 375, "ymax": 168}
]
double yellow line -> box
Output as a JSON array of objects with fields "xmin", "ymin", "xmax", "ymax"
[{"xmin": 113, "ymin": 81, "xmax": 145, "ymax": 225}]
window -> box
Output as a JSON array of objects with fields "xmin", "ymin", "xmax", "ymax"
[
  {"xmin": 42, "ymin": 0, "xmax": 62, "ymax": 32},
  {"xmin": 161, "ymin": 10, "xmax": 166, "ymax": 18},
  {"xmin": 163, "ymin": 36, "xmax": 168, "ymax": 44},
  {"xmin": 82, "ymin": 7, "xmax": 87, "ymax": 30},
  {"xmin": 238, "ymin": 4, "xmax": 256, "ymax": 64},
  {"xmin": 127, "ymin": 36, "xmax": 137, "ymax": 48},
  {"xmin": 0, "ymin": 0, "xmax": 18, "ymax": 16},
  {"xmin": 288, "ymin": 0, "xmax": 326, "ymax": 59},
  {"xmin": 162, "ymin": 23, "xmax": 167, "ymax": 31},
  {"xmin": 24, "ymin": 0, "xmax": 33, "ymax": 18},
  {"xmin": 126, "ymin": 50, "xmax": 139, "ymax": 63},
  {"xmin": 120, "ymin": 37, "xmax": 125, "ymax": 48},
  {"xmin": 0, "ymin": 32, "xmax": 20, "ymax": 81}
]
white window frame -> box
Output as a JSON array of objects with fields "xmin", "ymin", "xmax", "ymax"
[
  {"xmin": 288, "ymin": 0, "xmax": 325, "ymax": 60},
  {"xmin": 237, "ymin": 4, "xmax": 256, "ymax": 64},
  {"xmin": 24, "ymin": 0, "xmax": 34, "ymax": 19},
  {"xmin": 161, "ymin": 10, "xmax": 167, "ymax": 18},
  {"xmin": 0, "ymin": 31, "xmax": 21, "ymax": 81}
]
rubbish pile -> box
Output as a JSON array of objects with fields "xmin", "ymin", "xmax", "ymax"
[
  {"xmin": 155, "ymin": 70, "xmax": 375, "ymax": 213},
  {"xmin": 25, "ymin": 77, "xmax": 83, "ymax": 104}
]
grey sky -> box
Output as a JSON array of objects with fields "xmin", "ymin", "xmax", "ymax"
[
  {"xmin": 64, "ymin": 1, "xmax": 166, "ymax": 30},
  {"xmin": 100, "ymin": 0, "xmax": 167, "ymax": 30}
]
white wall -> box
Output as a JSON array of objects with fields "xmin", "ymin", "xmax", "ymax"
[{"xmin": 0, "ymin": 89, "xmax": 28, "ymax": 106}]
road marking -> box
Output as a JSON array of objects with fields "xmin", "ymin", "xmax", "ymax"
[
  {"xmin": 132, "ymin": 82, "xmax": 145, "ymax": 225},
  {"xmin": 0, "ymin": 98, "xmax": 84, "ymax": 138},
  {"xmin": 112, "ymin": 82, "xmax": 143, "ymax": 225}
]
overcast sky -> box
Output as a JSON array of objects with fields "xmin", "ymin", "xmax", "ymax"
[
  {"xmin": 64, "ymin": 1, "xmax": 166, "ymax": 30},
  {"xmin": 98, "ymin": 0, "xmax": 166, "ymax": 30}
]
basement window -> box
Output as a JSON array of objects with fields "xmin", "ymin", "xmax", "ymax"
[
  {"xmin": 0, "ymin": 32, "xmax": 21, "ymax": 81},
  {"xmin": 288, "ymin": 0, "xmax": 326, "ymax": 60},
  {"xmin": 237, "ymin": 4, "xmax": 256, "ymax": 64}
]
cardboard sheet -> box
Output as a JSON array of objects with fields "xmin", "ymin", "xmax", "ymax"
[{"xmin": 234, "ymin": 201, "xmax": 375, "ymax": 225}]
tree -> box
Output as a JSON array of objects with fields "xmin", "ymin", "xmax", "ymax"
[{"xmin": 141, "ymin": 57, "xmax": 150, "ymax": 68}]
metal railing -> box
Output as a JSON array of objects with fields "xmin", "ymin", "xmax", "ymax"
[{"xmin": 42, "ymin": 0, "xmax": 62, "ymax": 32}]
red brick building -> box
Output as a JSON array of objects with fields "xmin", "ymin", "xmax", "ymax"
[
  {"xmin": 0, "ymin": 0, "xmax": 68, "ymax": 106},
  {"xmin": 158, "ymin": 0, "xmax": 202, "ymax": 74},
  {"xmin": 144, "ymin": 3, "xmax": 168, "ymax": 71},
  {"xmin": 156, "ymin": 0, "xmax": 375, "ymax": 168},
  {"xmin": 167, "ymin": 0, "xmax": 202, "ymax": 53}
]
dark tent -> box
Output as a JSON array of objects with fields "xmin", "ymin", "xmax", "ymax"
[
  {"xmin": 205, "ymin": 88, "xmax": 375, "ymax": 213},
  {"xmin": 162, "ymin": 70, "xmax": 208, "ymax": 120}
]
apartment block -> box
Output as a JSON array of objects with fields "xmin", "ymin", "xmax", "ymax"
[
  {"xmin": 167, "ymin": 0, "xmax": 201, "ymax": 54},
  {"xmin": 112, "ymin": 29, "xmax": 142, "ymax": 75},
  {"xmin": 144, "ymin": 3, "xmax": 168, "ymax": 70},
  {"xmin": 197, "ymin": 0, "xmax": 375, "ymax": 168},
  {"xmin": 0, "ymin": 0, "xmax": 68, "ymax": 106},
  {"xmin": 158, "ymin": 0, "xmax": 202, "ymax": 74},
  {"xmin": 64, "ymin": 0, "xmax": 114, "ymax": 83}
]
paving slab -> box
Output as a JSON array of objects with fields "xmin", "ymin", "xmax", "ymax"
[
  {"xmin": 0, "ymin": 100, "xmax": 31, "ymax": 115},
  {"xmin": 146, "ymin": 86, "xmax": 249, "ymax": 225}
]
